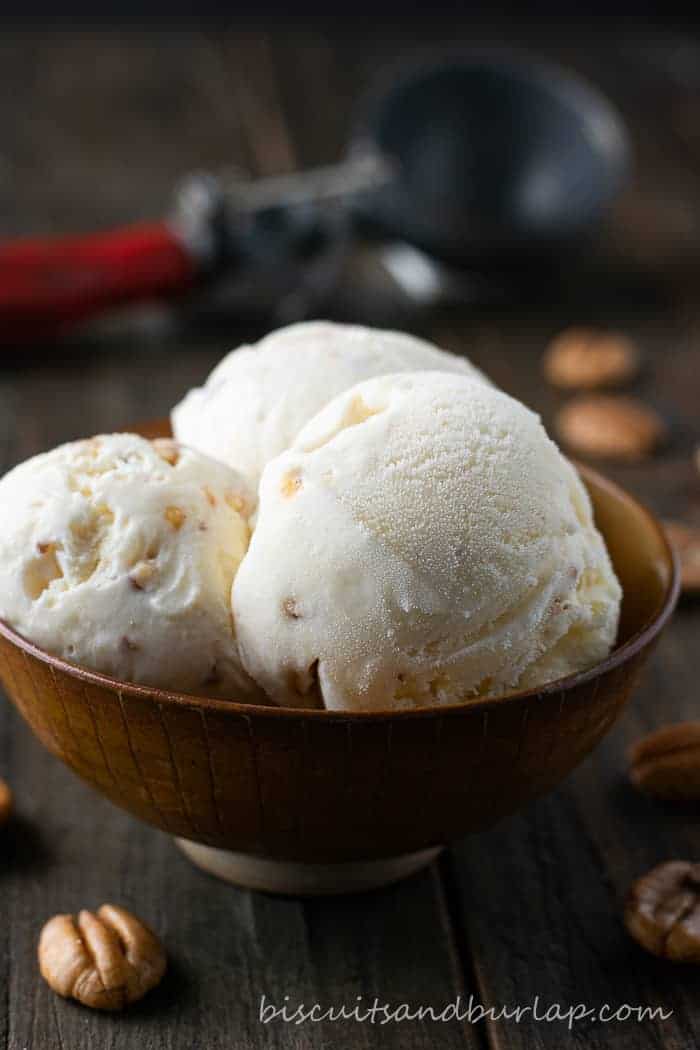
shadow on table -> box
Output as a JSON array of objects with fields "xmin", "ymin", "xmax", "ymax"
[{"xmin": 0, "ymin": 813, "xmax": 53, "ymax": 877}]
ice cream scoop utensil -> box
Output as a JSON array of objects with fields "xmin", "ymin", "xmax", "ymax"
[{"xmin": 0, "ymin": 54, "xmax": 628, "ymax": 341}]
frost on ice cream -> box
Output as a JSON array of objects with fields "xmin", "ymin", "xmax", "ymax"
[
  {"xmin": 172, "ymin": 320, "xmax": 488, "ymax": 486},
  {"xmin": 232, "ymin": 372, "xmax": 622, "ymax": 711}
]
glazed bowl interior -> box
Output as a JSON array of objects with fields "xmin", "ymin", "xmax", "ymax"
[{"xmin": 0, "ymin": 428, "xmax": 678, "ymax": 864}]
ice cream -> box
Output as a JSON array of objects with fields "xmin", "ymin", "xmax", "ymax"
[
  {"xmin": 172, "ymin": 321, "xmax": 487, "ymax": 487},
  {"xmin": 233, "ymin": 372, "xmax": 621, "ymax": 711},
  {"xmin": 0, "ymin": 433, "xmax": 262, "ymax": 700}
]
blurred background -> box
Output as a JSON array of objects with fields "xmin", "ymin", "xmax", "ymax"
[{"xmin": 0, "ymin": 17, "xmax": 699, "ymax": 504}]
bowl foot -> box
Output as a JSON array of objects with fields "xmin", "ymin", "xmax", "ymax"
[{"xmin": 175, "ymin": 839, "xmax": 443, "ymax": 895}]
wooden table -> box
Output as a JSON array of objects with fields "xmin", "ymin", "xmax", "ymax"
[{"xmin": 1, "ymin": 20, "xmax": 700, "ymax": 1050}]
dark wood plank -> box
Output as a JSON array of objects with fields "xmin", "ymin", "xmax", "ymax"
[
  {"xmin": 218, "ymin": 31, "xmax": 299, "ymax": 177},
  {"xmin": 0, "ymin": 29, "xmax": 257, "ymax": 235}
]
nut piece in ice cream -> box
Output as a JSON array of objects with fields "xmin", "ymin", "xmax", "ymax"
[
  {"xmin": 38, "ymin": 904, "xmax": 166, "ymax": 1010},
  {"xmin": 629, "ymin": 722, "xmax": 700, "ymax": 801},
  {"xmin": 543, "ymin": 328, "xmax": 640, "ymax": 390},
  {"xmin": 233, "ymin": 372, "xmax": 621, "ymax": 711},
  {"xmin": 663, "ymin": 520, "xmax": 700, "ymax": 595},
  {"xmin": 625, "ymin": 862, "xmax": 700, "ymax": 962},
  {"xmin": 0, "ymin": 434, "xmax": 262, "ymax": 700},
  {"xmin": 172, "ymin": 321, "xmax": 488, "ymax": 486},
  {"xmin": 555, "ymin": 395, "xmax": 666, "ymax": 462},
  {"xmin": 0, "ymin": 777, "xmax": 12, "ymax": 826}
]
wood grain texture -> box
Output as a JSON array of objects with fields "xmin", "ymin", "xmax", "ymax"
[{"xmin": 1, "ymin": 19, "xmax": 700, "ymax": 1050}]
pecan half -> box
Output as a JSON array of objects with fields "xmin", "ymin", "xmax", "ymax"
[
  {"xmin": 543, "ymin": 327, "xmax": 640, "ymax": 390},
  {"xmin": 625, "ymin": 862, "xmax": 700, "ymax": 962},
  {"xmin": 629, "ymin": 722, "xmax": 700, "ymax": 801},
  {"xmin": 555, "ymin": 395, "xmax": 666, "ymax": 462},
  {"xmin": 38, "ymin": 904, "xmax": 166, "ymax": 1010},
  {"xmin": 663, "ymin": 521, "xmax": 700, "ymax": 595}
]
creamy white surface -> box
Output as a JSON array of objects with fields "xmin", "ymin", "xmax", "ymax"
[
  {"xmin": 0, "ymin": 433, "xmax": 262, "ymax": 699},
  {"xmin": 233, "ymin": 372, "xmax": 622, "ymax": 711},
  {"xmin": 172, "ymin": 321, "xmax": 487, "ymax": 487}
]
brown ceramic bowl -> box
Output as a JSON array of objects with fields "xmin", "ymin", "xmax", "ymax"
[{"xmin": 0, "ymin": 424, "xmax": 679, "ymax": 894}]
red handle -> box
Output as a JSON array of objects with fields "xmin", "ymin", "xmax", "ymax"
[{"xmin": 0, "ymin": 222, "xmax": 198, "ymax": 343}]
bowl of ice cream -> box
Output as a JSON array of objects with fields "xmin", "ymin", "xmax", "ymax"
[{"xmin": 0, "ymin": 324, "xmax": 679, "ymax": 894}]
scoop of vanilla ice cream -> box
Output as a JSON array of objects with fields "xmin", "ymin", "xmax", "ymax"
[
  {"xmin": 0, "ymin": 433, "xmax": 262, "ymax": 700},
  {"xmin": 172, "ymin": 321, "xmax": 487, "ymax": 486},
  {"xmin": 233, "ymin": 372, "xmax": 621, "ymax": 711}
]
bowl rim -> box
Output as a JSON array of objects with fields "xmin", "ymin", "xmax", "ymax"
[{"xmin": 0, "ymin": 464, "xmax": 679, "ymax": 723}]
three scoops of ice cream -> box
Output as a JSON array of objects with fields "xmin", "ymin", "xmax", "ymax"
[{"xmin": 0, "ymin": 322, "xmax": 621, "ymax": 711}]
